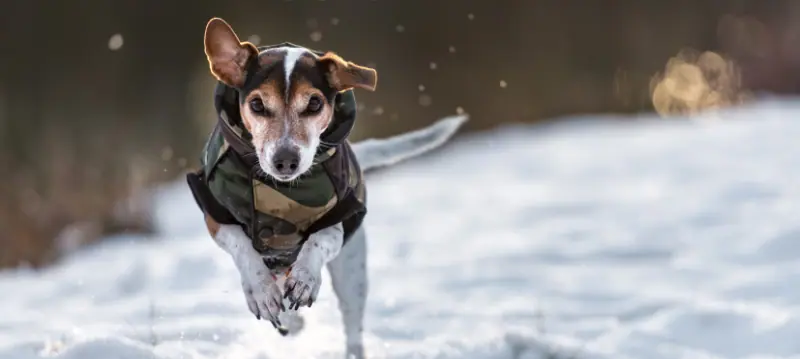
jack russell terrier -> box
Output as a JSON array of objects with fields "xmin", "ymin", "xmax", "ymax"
[{"xmin": 186, "ymin": 17, "xmax": 467, "ymax": 358}]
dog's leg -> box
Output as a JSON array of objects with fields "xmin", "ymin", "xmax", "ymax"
[
  {"xmin": 327, "ymin": 226, "xmax": 368, "ymax": 359},
  {"xmin": 284, "ymin": 222, "xmax": 345, "ymax": 309},
  {"xmin": 207, "ymin": 215, "xmax": 285, "ymax": 327},
  {"xmin": 274, "ymin": 274, "xmax": 305, "ymax": 336}
]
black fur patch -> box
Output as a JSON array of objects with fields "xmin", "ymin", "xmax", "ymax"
[{"xmin": 237, "ymin": 48, "xmax": 338, "ymax": 105}]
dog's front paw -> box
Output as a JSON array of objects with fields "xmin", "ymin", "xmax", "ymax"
[
  {"xmin": 284, "ymin": 265, "xmax": 322, "ymax": 310},
  {"xmin": 241, "ymin": 268, "xmax": 285, "ymax": 327}
]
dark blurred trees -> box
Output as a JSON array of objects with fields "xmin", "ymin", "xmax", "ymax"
[{"xmin": 2, "ymin": 0, "xmax": 800, "ymax": 268}]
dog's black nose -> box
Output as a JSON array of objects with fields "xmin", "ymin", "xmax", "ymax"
[{"xmin": 272, "ymin": 148, "xmax": 300, "ymax": 176}]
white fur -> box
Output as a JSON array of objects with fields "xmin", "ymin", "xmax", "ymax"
[
  {"xmin": 353, "ymin": 115, "xmax": 468, "ymax": 171},
  {"xmin": 259, "ymin": 120, "xmax": 320, "ymax": 182},
  {"xmin": 296, "ymin": 127, "xmax": 321, "ymax": 179},
  {"xmin": 282, "ymin": 47, "xmax": 309, "ymax": 100},
  {"xmin": 213, "ymin": 224, "xmax": 284, "ymax": 325},
  {"xmin": 216, "ymin": 115, "xmax": 468, "ymax": 357},
  {"xmin": 259, "ymin": 46, "xmax": 310, "ymax": 99},
  {"xmin": 253, "ymin": 46, "xmax": 320, "ymax": 182},
  {"xmin": 283, "ymin": 223, "xmax": 344, "ymax": 308},
  {"xmin": 327, "ymin": 226, "xmax": 368, "ymax": 358}
]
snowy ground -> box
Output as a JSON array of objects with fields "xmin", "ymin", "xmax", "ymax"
[{"xmin": 4, "ymin": 99, "xmax": 800, "ymax": 359}]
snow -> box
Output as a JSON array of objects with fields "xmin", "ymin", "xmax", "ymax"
[{"xmin": 4, "ymin": 98, "xmax": 800, "ymax": 359}]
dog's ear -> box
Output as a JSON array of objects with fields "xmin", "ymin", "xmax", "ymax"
[
  {"xmin": 204, "ymin": 17, "xmax": 258, "ymax": 88},
  {"xmin": 318, "ymin": 52, "xmax": 378, "ymax": 92}
]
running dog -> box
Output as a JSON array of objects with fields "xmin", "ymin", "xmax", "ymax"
[{"xmin": 187, "ymin": 17, "xmax": 467, "ymax": 359}]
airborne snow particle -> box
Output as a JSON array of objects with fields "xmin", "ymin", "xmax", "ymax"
[
  {"xmin": 373, "ymin": 106, "xmax": 384, "ymax": 115},
  {"xmin": 500, "ymin": 80, "xmax": 507, "ymax": 88},
  {"xmin": 309, "ymin": 31, "xmax": 323, "ymax": 42},
  {"xmin": 108, "ymin": 34, "xmax": 124, "ymax": 51},
  {"xmin": 331, "ymin": 18, "xmax": 340, "ymax": 25},
  {"xmin": 395, "ymin": 25, "xmax": 405, "ymax": 33},
  {"xmin": 467, "ymin": 13, "xmax": 475, "ymax": 20},
  {"xmin": 247, "ymin": 35, "xmax": 261, "ymax": 45},
  {"xmin": 456, "ymin": 107, "xmax": 465, "ymax": 115},
  {"xmin": 418, "ymin": 94, "xmax": 432, "ymax": 107},
  {"xmin": 161, "ymin": 147, "xmax": 173, "ymax": 161},
  {"xmin": 418, "ymin": 84, "xmax": 426, "ymax": 92},
  {"xmin": 449, "ymin": 46, "xmax": 456, "ymax": 53},
  {"xmin": 429, "ymin": 62, "xmax": 438, "ymax": 70}
]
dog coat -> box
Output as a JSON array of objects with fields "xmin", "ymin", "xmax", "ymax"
[{"xmin": 186, "ymin": 44, "xmax": 367, "ymax": 269}]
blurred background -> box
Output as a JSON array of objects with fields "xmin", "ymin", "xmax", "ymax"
[{"xmin": 2, "ymin": 0, "xmax": 800, "ymax": 269}]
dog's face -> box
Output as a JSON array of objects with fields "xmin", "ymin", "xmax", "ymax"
[{"xmin": 203, "ymin": 18, "xmax": 377, "ymax": 182}]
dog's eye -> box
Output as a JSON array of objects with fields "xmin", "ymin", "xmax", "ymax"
[
  {"xmin": 249, "ymin": 98, "xmax": 266, "ymax": 114},
  {"xmin": 305, "ymin": 96, "xmax": 323, "ymax": 114}
]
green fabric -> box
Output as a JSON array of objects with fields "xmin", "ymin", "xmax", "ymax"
[
  {"xmin": 200, "ymin": 125, "xmax": 341, "ymax": 257},
  {"xmin": 199, "ymin": 73, "xmax": 365, "ymax": 267},
  {"xmin": 267, "ymin": 159, "xmax": 337, "ymax": 208}
]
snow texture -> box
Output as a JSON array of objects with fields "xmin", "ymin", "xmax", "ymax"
[{"xmin": 4, "ymin": 99, "xmax": 800, "ymax": 359}]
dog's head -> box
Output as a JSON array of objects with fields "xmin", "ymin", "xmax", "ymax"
[{"xmin": 203, "ymin": 17, "xmax": 377, "ymax": 182}]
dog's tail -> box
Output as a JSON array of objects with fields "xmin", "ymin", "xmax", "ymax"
[{"xmin": 352, "ymin": 115, "xmax": 468, "ymax": 172}]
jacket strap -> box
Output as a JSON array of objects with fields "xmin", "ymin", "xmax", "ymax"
[{"xmin": 186, "ymin": 169, "xmax": 239, "ymax": 225}]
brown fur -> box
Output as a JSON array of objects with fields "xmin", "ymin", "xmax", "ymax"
[
  {"xmin": 202, "ymin": 17, "xmax": 377, "ymax": 180},
  {"xmin": 204, "ymin": 18, "xmax": 257, "ymax": 87},
  {"xmin": 289, "ymin": 79, "xmax": 335, "ymax": 142},
  {"xmin": 297, "ymin": 55, "xmax": 317, "ymax": 68},
  {"xmin": 258, "ymin": 52, "xmax": 284, "ymax": 68},
  {"xmin": 204, "ymin": 213, "xmax": 221, "ymax": 237},
  {"xmin": 242, "ymin": 80, "xmax": 284, "ymax": 140},
  {"xmin": 239, "ymin": 78, "xmax": 335, "ymax": 149},
  {"xmin": 203, "ymin": 18, "xmax": 376, "ymax": 153},
  {"xmin": 318, "ymin": 52, "xmax": 378, "ymax": 91}
]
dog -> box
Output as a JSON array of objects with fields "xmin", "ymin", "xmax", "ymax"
[{"xmin": 186, "ymin": 17, "xmax": 467, "ymax": 358}]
